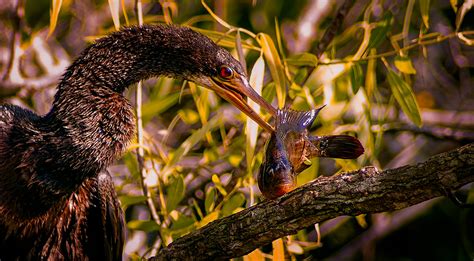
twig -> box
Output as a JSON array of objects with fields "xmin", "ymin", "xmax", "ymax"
[
  {"xmin": 151, "ymin": 143, "xmax": 474, "ymax": 260},
  {"xmin": 134, "ymin": 0, "xmax": 161, "ymax": 225}
]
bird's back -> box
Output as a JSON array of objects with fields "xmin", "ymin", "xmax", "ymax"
[{"xmin": 0, "ymin": 105, "xmax": 124, "ymax": 260}]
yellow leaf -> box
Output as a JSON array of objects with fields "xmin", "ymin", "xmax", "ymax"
[
  {"xmin": 257, "ymin": 33, "xmax": 286, "ymax": 108},
  {"xmin": 201, "ymin": 0, "xmax": 231, "ymax": 29},
  {"xmin": 394, "ymin": 56, "xmax": 417, "ymax": 74},
  {"xmin": 272, "ymin": 238, "xmax": 285, "ymax": 261},
  {"xmin": 243, "ymin": 249, "xmax": 265, "ymax": 261},
  {"xmin": 48, "ymin": 0, "xmax": 63, "ymax": 37},
  {"xmin": 108, "ymin": 0, "xmax": 121, "ymax": 31},
  {"xmin": 196, "ymin": 211, "xmax": 219, "ymax": 228},
  {"xmin": 246, "ymin": 55, "xmax": 265, "ymax": 170}
]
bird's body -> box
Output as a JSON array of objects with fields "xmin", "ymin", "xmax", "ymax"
[{"xmin": 0, "ymin": 25, "xmax": 274, "ymax": 259}]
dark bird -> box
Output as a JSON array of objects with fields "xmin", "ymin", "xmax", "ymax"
[
  {"xmin": 0, "ymin": 24, "xmax": 275, "ymax": 259},
  {"xmin": 258, "ymin": 107, "xmax": 364, "ymax": 199}
]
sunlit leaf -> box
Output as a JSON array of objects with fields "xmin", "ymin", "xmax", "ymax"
[
  {"xmin": 243, "ymin": 249, "xmax": 266, "ymax": 261},
  {"xmin": 456, "ymin": 0, "xmax": 473, "ymax": 31},
  {"xmin": 287, "ymin": 241, "xmax": 304, "ymax": 254},
  {"xmin": 272, "ymin": 238, "xmax": 285, "ymax": 260},
  {"xmin": 205, "ymin": 187, "xmax": 217, "ymax": 214},
  {"xmin": 127, "ymin": 220, "xmax": 160, "ymax": 232},
  {"xmin": 235, "ymin": 30, "xmax": 247, "ymax": 75},
  {"xmin": 394, "ymin": 56, "xmax": 417, "ymax": 74},
  {"xmin": 178, "ymin": 109, "xmax": 199, "ymax": 125},
  {"xmin": 118, "ymin": 195, "xmax": 147, "ymax": 210},
  {"xmin": 365, "ymin": 49, "xmax": 377, "ymax": 97},
  {"xmin": 450, "ymin": 0, "xmax": 458, "ymax": 12},
  {"xmin": 212, "ymin": 174, "xmax": 228, "ymax": 196},
  {"xmin": 48, "ymin": 0, "xmax": 63, "ymax": 37},
  {"xmin": 419, "ymin": 0, "xmax": 431, "ymax": 28},
  {"xmin": 166, "ymin": 175, "xmax": 185, "ymax": 213},
  {"xmin": 246, "ymin": 55, "xmax": 265, "ymax": 172},
  {"xmin": 108, "ymin": 0, "xmax": 120, "ymax": 31},
  {"xmin": 142, "ymin": 92, "xmax": 180, "ymax": 123},
  {"xmin": 201, "ymin": 0, "xmax": 231, "ymax": 29},
  {"xmin": 286, "ymin": 53, "xmax": 319, "ymax": 66},
  {"xmin": 222, "ymin": 192, "xmax": 246, "ymax": 216},
  {"xmin": 386, "ymin": 67, "xmax": 422, "ymax": 126},
  {"xmin": 196, "ymin": 211, "xmax": 219, "ymax": 228},
  {"xmin": 349, "ymin": 62, "xmax": 363, "ymax": 94},
  {"xmin": 170, "ymin": 212, "xmax": 195, "ymax": 230},
  {"xmin": 257, "ymin": 33, "xmax": 286, "ymax": 108}
]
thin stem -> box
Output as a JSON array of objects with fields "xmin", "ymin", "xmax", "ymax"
[
  {"xmin": 316, "ymin": 30, "xmax": 474, "ymax": 65},
  {"xmin": 134, "ymin": 0, "xmax": 161, "ymax": 225}
]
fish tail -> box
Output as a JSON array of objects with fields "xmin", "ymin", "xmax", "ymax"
[
  {"xmin": 310, "ymin": 135, "xmax": 364, "ymax": 159},
  {"xmin": 275, "ymin": 105, "xmax": 325, "ymax": 134}
]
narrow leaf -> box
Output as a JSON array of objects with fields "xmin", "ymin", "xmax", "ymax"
[
  {"xmin": 204, "ymin": 187, "xmax": 217, "ymax": 214},
  {"xmin": 394, "ymin": 56, "xmax": 417, "ymax": 74},
  {"xmin": 257, "ymin": 33, "xmax": 286, "ymax": 108},
  {"xmin": 419, "ymin": 0, "xmax": 431, "ymax": 28},
  {"xmin": 108, "ymin": 0, "xmax": 120, "ymax": 31},
  {"xmin": 349, "ymin": 62, "xmax": 363, "ymax": 93},
  {"xmin": 456, "ymin": 0, "xmax": 473, "ymax": 31},
  {"xmin": 365, "ymin": 49, "xmax": 377, "ymax": 97},
  {"xmin": 246, "ymin": 55, "xmax": 265, "ymax": 170},
  {"xmin": 221, "ymin": 192, "xmax": 246, "ymax": 216},
  {"xmin": 166, "ymin": 175, "xmax": 185, "ymax": 213},
  {"xmin": 48, "ymin": 0, "xmax": 63, "ymax": 37},
  {"xmin": 285, "ymin": 53, "xmax": 319, "ymax": 66},
  {"xmin": 386, "ymin": 67, "xmax": 422, "ymax": 126},
  {"xmin": 127, "ymin": 220, "xmax": 160, "ymax": 232},
  {"xmin": 272, "ymin": 238, "xmax": 285, "ymax": 260},
  {"xmin": 118, "ymin": 195, "xmax": 147, "ymax": 210}
]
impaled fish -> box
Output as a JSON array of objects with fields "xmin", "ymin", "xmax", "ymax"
[{"xmin": 258, "ymin": 107, "xmax": 364, "ymax": 199}]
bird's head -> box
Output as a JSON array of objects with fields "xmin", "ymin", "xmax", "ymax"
[{"xmin": 142, "ymin": 25, "xmax": 276, "ymax": 132}]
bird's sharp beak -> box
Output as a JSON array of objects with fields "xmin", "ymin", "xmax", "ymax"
[{"xmin": 210, "ymin": 76, "xmax": 276, "ymax": 133}]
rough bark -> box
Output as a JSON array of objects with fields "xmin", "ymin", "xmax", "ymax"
[{"xmin": 152, "ymin": 143, "xmax": 474, "ymax": 260}]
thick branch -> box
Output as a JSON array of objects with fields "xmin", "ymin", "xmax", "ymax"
[{"xmin": 152, "ymin": 143, "xmax": 474, "ymax": 260}]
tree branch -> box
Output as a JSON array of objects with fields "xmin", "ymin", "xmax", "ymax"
[{"xmin": 151, "ymin": 143, "xmax": 474, "ymax": 260}]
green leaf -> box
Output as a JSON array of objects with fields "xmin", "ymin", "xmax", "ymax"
[
  {"xmin": 349, "ymin": 63, "xmax": 364, "ymax": 93},
  {"xmin": 221, "ymin": 192, "xmax": 246, "ymax": 216},
  {"xmin": 367, "ymin": 14, "xmax": 393, "ymax": 51},
  {"xmin": 394, "ymin": 56, "xmax": 417, "ymax": 74},
  {"xmin": 25, "ymin": 0, "xmax": 50, "ymax": 31},
  {"xmin": 127, "ymin": 220, "xmax": 160, "ymax": 232},
  {"xmin": 386, "ymin": 67, "xmax": 422, "ymax": 126},
  {"xmin": 286, "ymin": 53, "xmax": 319, "ymax": 66},
  {"xmin": 142, "ymin": 92, "xmax": 180, "ymax": 123},
  {"xmin": 419, "ymin": 0, "xmax": 431, "ymax": 28},
  {"xmin": 257, "ymin": 33, "xmax": 286, "ymax": 108},
  {"xmin": 166, "ymin": 175, "xmax": 185, "ymax": 213},
  {"xmin": 204, "ymin": 187, "xmax": 217, "ymax": 214},
  {"xmin": 170, "ymin": 213, "xmax": 195, "ymax": 230},
  {"xmin": 118, "ymin": 195, "xmax": 147, "ymax": 210}
]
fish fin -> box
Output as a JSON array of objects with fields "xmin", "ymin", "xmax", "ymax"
[
  {"xmin": 317, "ymin": 135, "xmax": 364, "ymax": 159},
  {"xmin": 275, "ymin": 106, "xmax": 325, "ymax": 136}
]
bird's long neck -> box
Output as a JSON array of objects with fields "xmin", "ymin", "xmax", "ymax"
[{"xmin": 42, "ymin": 28, "xmax": 166, "ymax": 188}]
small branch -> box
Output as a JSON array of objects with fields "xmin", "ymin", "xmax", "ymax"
[{"xmin": 151, "ymin": 143, "xmax": 474, "ymax": 260}]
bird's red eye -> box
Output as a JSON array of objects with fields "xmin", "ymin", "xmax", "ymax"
[{"xmin": 219, "ymin": 66, "xmax": 233, "ymax": 79}]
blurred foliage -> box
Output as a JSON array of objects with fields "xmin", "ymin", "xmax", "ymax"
[{"xmin": 1, "ymin": 0, "xmax": 473, "ymax": 260}]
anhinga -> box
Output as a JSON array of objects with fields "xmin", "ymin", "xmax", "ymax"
[{"xmin": 0, "ymin": 25, "xmax": 275, "ymax": 259}]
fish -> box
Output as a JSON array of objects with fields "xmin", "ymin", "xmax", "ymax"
[{"xmin": 258, "ymin": 107, "xmax": 364, "ymax": 199}]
